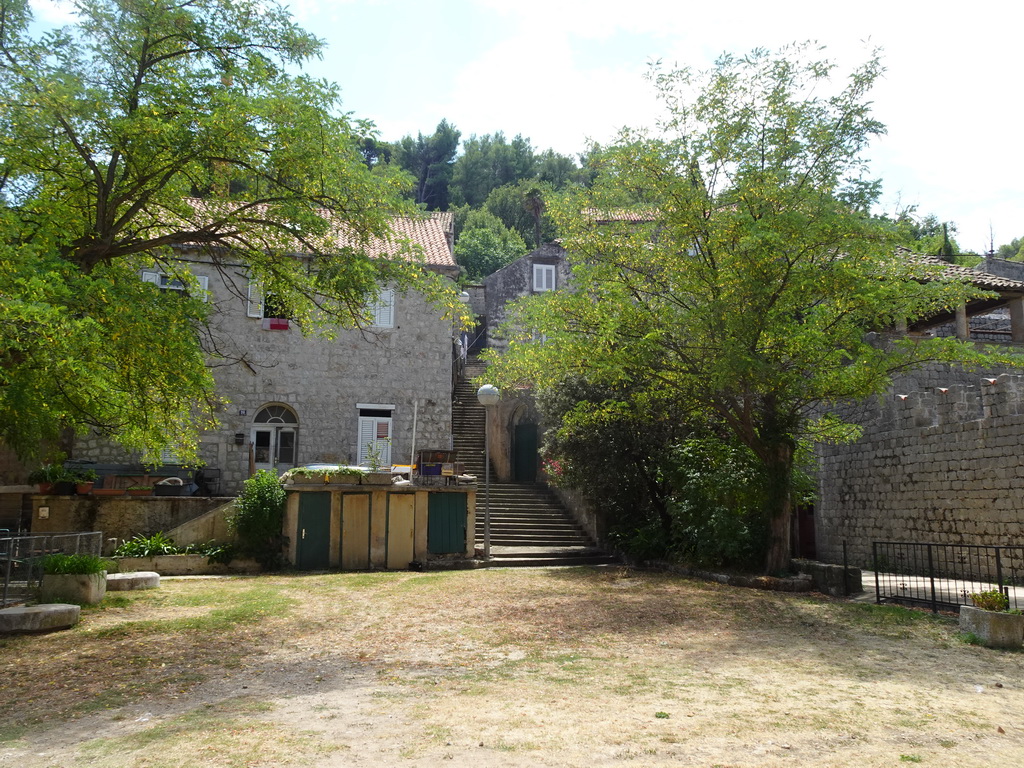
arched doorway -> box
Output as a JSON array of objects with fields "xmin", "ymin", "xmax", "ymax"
[{"xmin": 251, "ymin": 404, "xmax": 298, "ymax": 474}]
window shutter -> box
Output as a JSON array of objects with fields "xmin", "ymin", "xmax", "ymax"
[
  {"xmin": 247, "ymin": 279, "xmax": 263, "ymax": 318},
  {"xmin": 371, "ymin": 288, "xmax": 395, "ymax": 328},
  {"xmin": 358, "ymin": 416, "xmax": 392, "ymax": 465},
  {"xmin": 533, "ymin": 264, "xmax": 555, "ymax": 292},
  {"xmin": 357, "ymin": 417, "xmax": 376, "ymax": 465}
]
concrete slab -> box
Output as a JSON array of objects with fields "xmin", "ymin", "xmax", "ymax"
[
  {"xmin": 107, "ymin": 571, "xmax": 160, "ymax": 591},
  {"xmin": 0, "ymin": 603, "xmax": 80, "ymax": 634}
]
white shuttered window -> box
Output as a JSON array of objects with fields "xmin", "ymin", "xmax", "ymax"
[
  {"xmin": 357, "ymin": 415, "xmax": 392, "ymax": 466},
  {"xmin": 368, "ymin": 288, "xmax": 395, "ymax": 328},
  {"xmin": 533, "ymin": 264, "xmax": 555, "ymax": 292}
]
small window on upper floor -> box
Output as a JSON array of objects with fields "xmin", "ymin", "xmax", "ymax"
[
  {"xmin": 247, "ymin": 278, "xmax": 291, "ymax": 330},
  {"xmin": 367, "ymin": 287, "xmax": 395, "ymax": 328},
  {"xmin": 533, "ymin": 263, "xmax": 556, "ymax": 292},
  {"xmin": 142, "ymin": 271, "xmax": 209, "ymax": 300}
]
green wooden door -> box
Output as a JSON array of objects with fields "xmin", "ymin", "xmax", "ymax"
[
  {"xmin": 514, "ymin": 422, "xmax": 539, "ymax": 482},
  {"xmin": 428, "ymin": 493, "xmax": 467, "ymax": 554},
  {"xmin": 297, "ymin": 492, "xmax": 331, "ymax": 570}
]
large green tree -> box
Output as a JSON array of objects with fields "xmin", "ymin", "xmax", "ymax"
[
  {"xmin": 392, "ymin": 119, "xmax": 461, "ymax": 211},
  {"xmin": 453, "ymin": 209, "xmax": 528, "ymax": 280},
  {"xmin": 0, "ymin": 0, "xmax": 461, "ymax": 462},
  {"xmin": 484, "ymin": 45, "xmax": 1014, "ymax": 573},
  {"xmin": 449, "ymin": 132, "xmax": 537, "ymax": 207}
]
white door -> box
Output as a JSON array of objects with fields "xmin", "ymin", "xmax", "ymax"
[{"xmin": 252, "ymin": 405, "xmax": 298, "ymax": 474}]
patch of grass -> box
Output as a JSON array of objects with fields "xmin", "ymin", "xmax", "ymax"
[
  {"xmin": 899, "ymin": 755, "xmax": 923, "ymax": 763},
  {"xmin": 78, "ymin": 697, "xmax": 330, "ymax": 767},
  {"xmin": 88, "ymin": 585, "xmax": 294, "ymax": 638}
]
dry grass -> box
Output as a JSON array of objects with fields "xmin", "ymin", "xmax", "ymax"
[{"xmin": 1, "ymin": 567, "xmax": 1022, "ymax": 767}]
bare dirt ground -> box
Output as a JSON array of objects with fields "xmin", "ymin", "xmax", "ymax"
[{"xmin": 1, "ymin": 567, "xmax": 1022, "ymax": 767}]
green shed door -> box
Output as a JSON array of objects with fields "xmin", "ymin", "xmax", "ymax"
[
  {"xmin": 297, "ymin": 492, "xmax": 331, "ymax": 570},
  {"xmin": 428, "ymin": 493, "xmax": 467, "ymax": 554}
]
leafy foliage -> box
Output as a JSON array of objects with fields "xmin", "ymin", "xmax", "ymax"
[
  {"xmin": 42, "ymin": 553, "xmax": 111, "ymax": 575},
  {"xmin": 392, "ymin": 120, "xmax": 461, "ymax": 210},
  {"xmin": 454, "ymin": 210, "xmax": 528, "ymax": 280},
  {"xmin": 229, "ymin": 470, "xmax": 287, "ymax": 568},
  {"xmin": 0, "ymin": 0, "xmax": 464, "ymax": 462},
  {"xmin": 970, "ymin": 589, "xmax": 1009, "ymax": 612},
  {"xmin": 450, "ymin": 132, "xmax": 538, "ymax": 207},
  {"xmin": 485, "ymin": 44, "xmax": 1019, "ymax": 572}
]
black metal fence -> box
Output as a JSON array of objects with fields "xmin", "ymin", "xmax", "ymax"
[
  {"xmin": 872, "ymin": 541, "xmax": 1024, "ymax": 613},
  {"xmin": 1, "ymin": 532, "xmax": 103, "ymax": 608}
]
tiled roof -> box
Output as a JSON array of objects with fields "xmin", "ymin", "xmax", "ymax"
[
  {"xmin": 378, "ymin": 212, "xmax": 455, "ymax": 267},
  {"xmin": 582, "ymin": 208, "xmax": 659, "ymax": 223},
  {"xmin": 179, "ymin": 199, "xmax": 454, "ymax": 267},
  {"xmin": 905, "ymin": 250, "xmax": 1024, "ymax": 293}
]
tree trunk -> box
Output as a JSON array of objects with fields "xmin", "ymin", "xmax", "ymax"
[{"xmin": 761, "ymin": 442, "xmax": 795, "ymax": 575}]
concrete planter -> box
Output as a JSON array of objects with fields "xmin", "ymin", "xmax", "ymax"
[
  {"xmin": 114, "ymin": 554, "xmax": 261, "ymax": 575},
  {"xmin": 959, "ymin": 605, "xmax": 1024, "ymax": 649},
  {"xmin": 361, "ymin": 472, "xmax": 394, "ymax": 486},
  {"xmin": 39, "ymin": 572, "xmax": 107, "ymax": 605}
]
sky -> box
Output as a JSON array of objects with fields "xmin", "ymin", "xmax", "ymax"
[{"xmin": 31, "ymin": 0, "xmax": 1024, "ymax": 253}]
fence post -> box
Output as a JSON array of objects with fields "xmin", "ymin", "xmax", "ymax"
[
  {"xmin": 927, "ymin": 543, "xmax": 938, "ymax": 614},
  {"xmin": 995, "ymin": 547, "xmax": 1007, "ymax": 601},
  {"xmin": 843, "ymin": 540, "xmax": 848, "ymax": 597},
  {"xmin": 872, "ymin": 542, "xmax": 881, "ymax": 605}
]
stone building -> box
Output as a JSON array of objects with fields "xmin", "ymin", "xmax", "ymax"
[
  {"xmin": 814, "ymin": 256, "xmax": 1024, "ymax": 567},
  {"xmin": 71, "ymin": 212, "xmax": 463, "ymax": 495}
]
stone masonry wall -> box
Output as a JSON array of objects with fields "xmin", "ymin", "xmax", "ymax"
[
  {"xmin": 816, "ymin": 364, "xmax": 1024, "ymax": 570},
  {"xmin": 74, "ymin": 256, "xmax": 457, "ymax": 495}
]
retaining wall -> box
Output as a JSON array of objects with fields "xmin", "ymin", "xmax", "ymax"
[{"xmin": 816, "ymin": 364, "xmax": 1024, "ymax": 569}]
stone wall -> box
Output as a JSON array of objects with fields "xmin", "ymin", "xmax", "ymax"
[
  {"xmin": 483, "ymin": 244, "xmax": 571, "ymax": 355},
  {"xmin": 73, "ymin": 255, "xmax": 458, "ymax": 494},
  {"xmin": 30, "ymin": 495, "xmax": 232, "ymax": 545},
  {"xmin": 816, "ymin": 364, "xmax": 1024, "ymax": 569}
]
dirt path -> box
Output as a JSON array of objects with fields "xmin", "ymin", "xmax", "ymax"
[{"xmin": 1, "ymin": 568, "xmax": 1022, "ymax": 767}]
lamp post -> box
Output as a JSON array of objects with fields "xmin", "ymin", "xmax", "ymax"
[{"xmin": 476, "ymin": 384, "xmax": 500, "ymax": 560}]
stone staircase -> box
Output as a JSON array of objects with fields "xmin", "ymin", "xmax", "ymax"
[{"xmin": 452, "ymin": 357, "xmax": 617, "ymax": 568}]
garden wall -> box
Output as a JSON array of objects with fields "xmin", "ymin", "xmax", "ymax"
[
  {"xmin": 816, "ymin": 364, "xmax": 1024, "ymax": 569},
  {"xmin": 30, "ymin": 496, "xmax": 232, "ymax": 549}
]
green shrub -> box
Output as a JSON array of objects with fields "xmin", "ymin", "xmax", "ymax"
[
  {"xmin": 42, "ymin": 553, "xmax": 111, "ymax": 574},
  {"xmin": 113, "ymin": 532, "xmax": 180, "ymax": 557},
  {"xmin": 970, "ymin": 589, "xmax": 1009, "ymax": 612},
  {"xmin": 229, "ymin": 470, "xmax": 286, "ymax": 569}
]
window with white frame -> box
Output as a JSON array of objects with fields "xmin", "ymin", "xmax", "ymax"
[
  {"xmin": 357, "ymin": 406, "xmax": 393, "ymax": 466},
  {"xmin": 367, "ymin": 287, "xmax": 395, "ymax": 328},
  {"xmin": 142, "ymin": 271, "xmax": 209, "ymax": 299},
  {"xmin": 533, "ymin": 263, "xmax": 556, "ymax": 292}
]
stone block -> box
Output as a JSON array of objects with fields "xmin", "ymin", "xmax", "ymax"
[
  {"xmin": 40, "ymin": 572, "xmax": 106, "ymax": 604},
  {"xmin": 959, "ymin": 605, "xmax": 1024, "ymax": 649},
  {"xmin": 0, "ymin": 604, "xmax": 80, "ymax": 634},
  {"xmin": 107, "ymin": 571, "xmax": 160, "ymax": 590}
]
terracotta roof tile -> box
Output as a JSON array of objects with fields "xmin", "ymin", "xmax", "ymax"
[
  {"xmin": 179, "ymin": 199, "xmax": 454, "ymax": 267},
  {"xmin": 905, "ymin": 250, "xmax": 1024, "ymax": 293}
]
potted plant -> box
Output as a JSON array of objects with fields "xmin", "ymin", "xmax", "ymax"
[
  {"xmin": 960, "ymin": 589, "xmax": 1024, "ymax": 649},
  {"xmin": 284, "ymin": 465, "xmax": 365, "ymax": 486},
  {"xmin": 73, "ymin": 469, "xmax": 98, "ymax": 495},
  {"xmin": 28, "ymin": 463, "xmax": 75, "ymax": 494},
  {"xmin": 362, "ymin": 441, "xmax": 394, "ymax": 485},
  {"xmin": 126, "ymin": 484, "xmax": 152, "ymax": 497},
  {"xmin": 39, "ymin": 553, "xmax": 111, "ymax": 605}
]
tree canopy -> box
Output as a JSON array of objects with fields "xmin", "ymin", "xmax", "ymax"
[
  {"xmin": 0, "ymin": 0, "xmax": 462, "ymax": 462},
  {"xmin": 483, "ymin": 44, "xmax": 1014, "ymax": 572}
]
